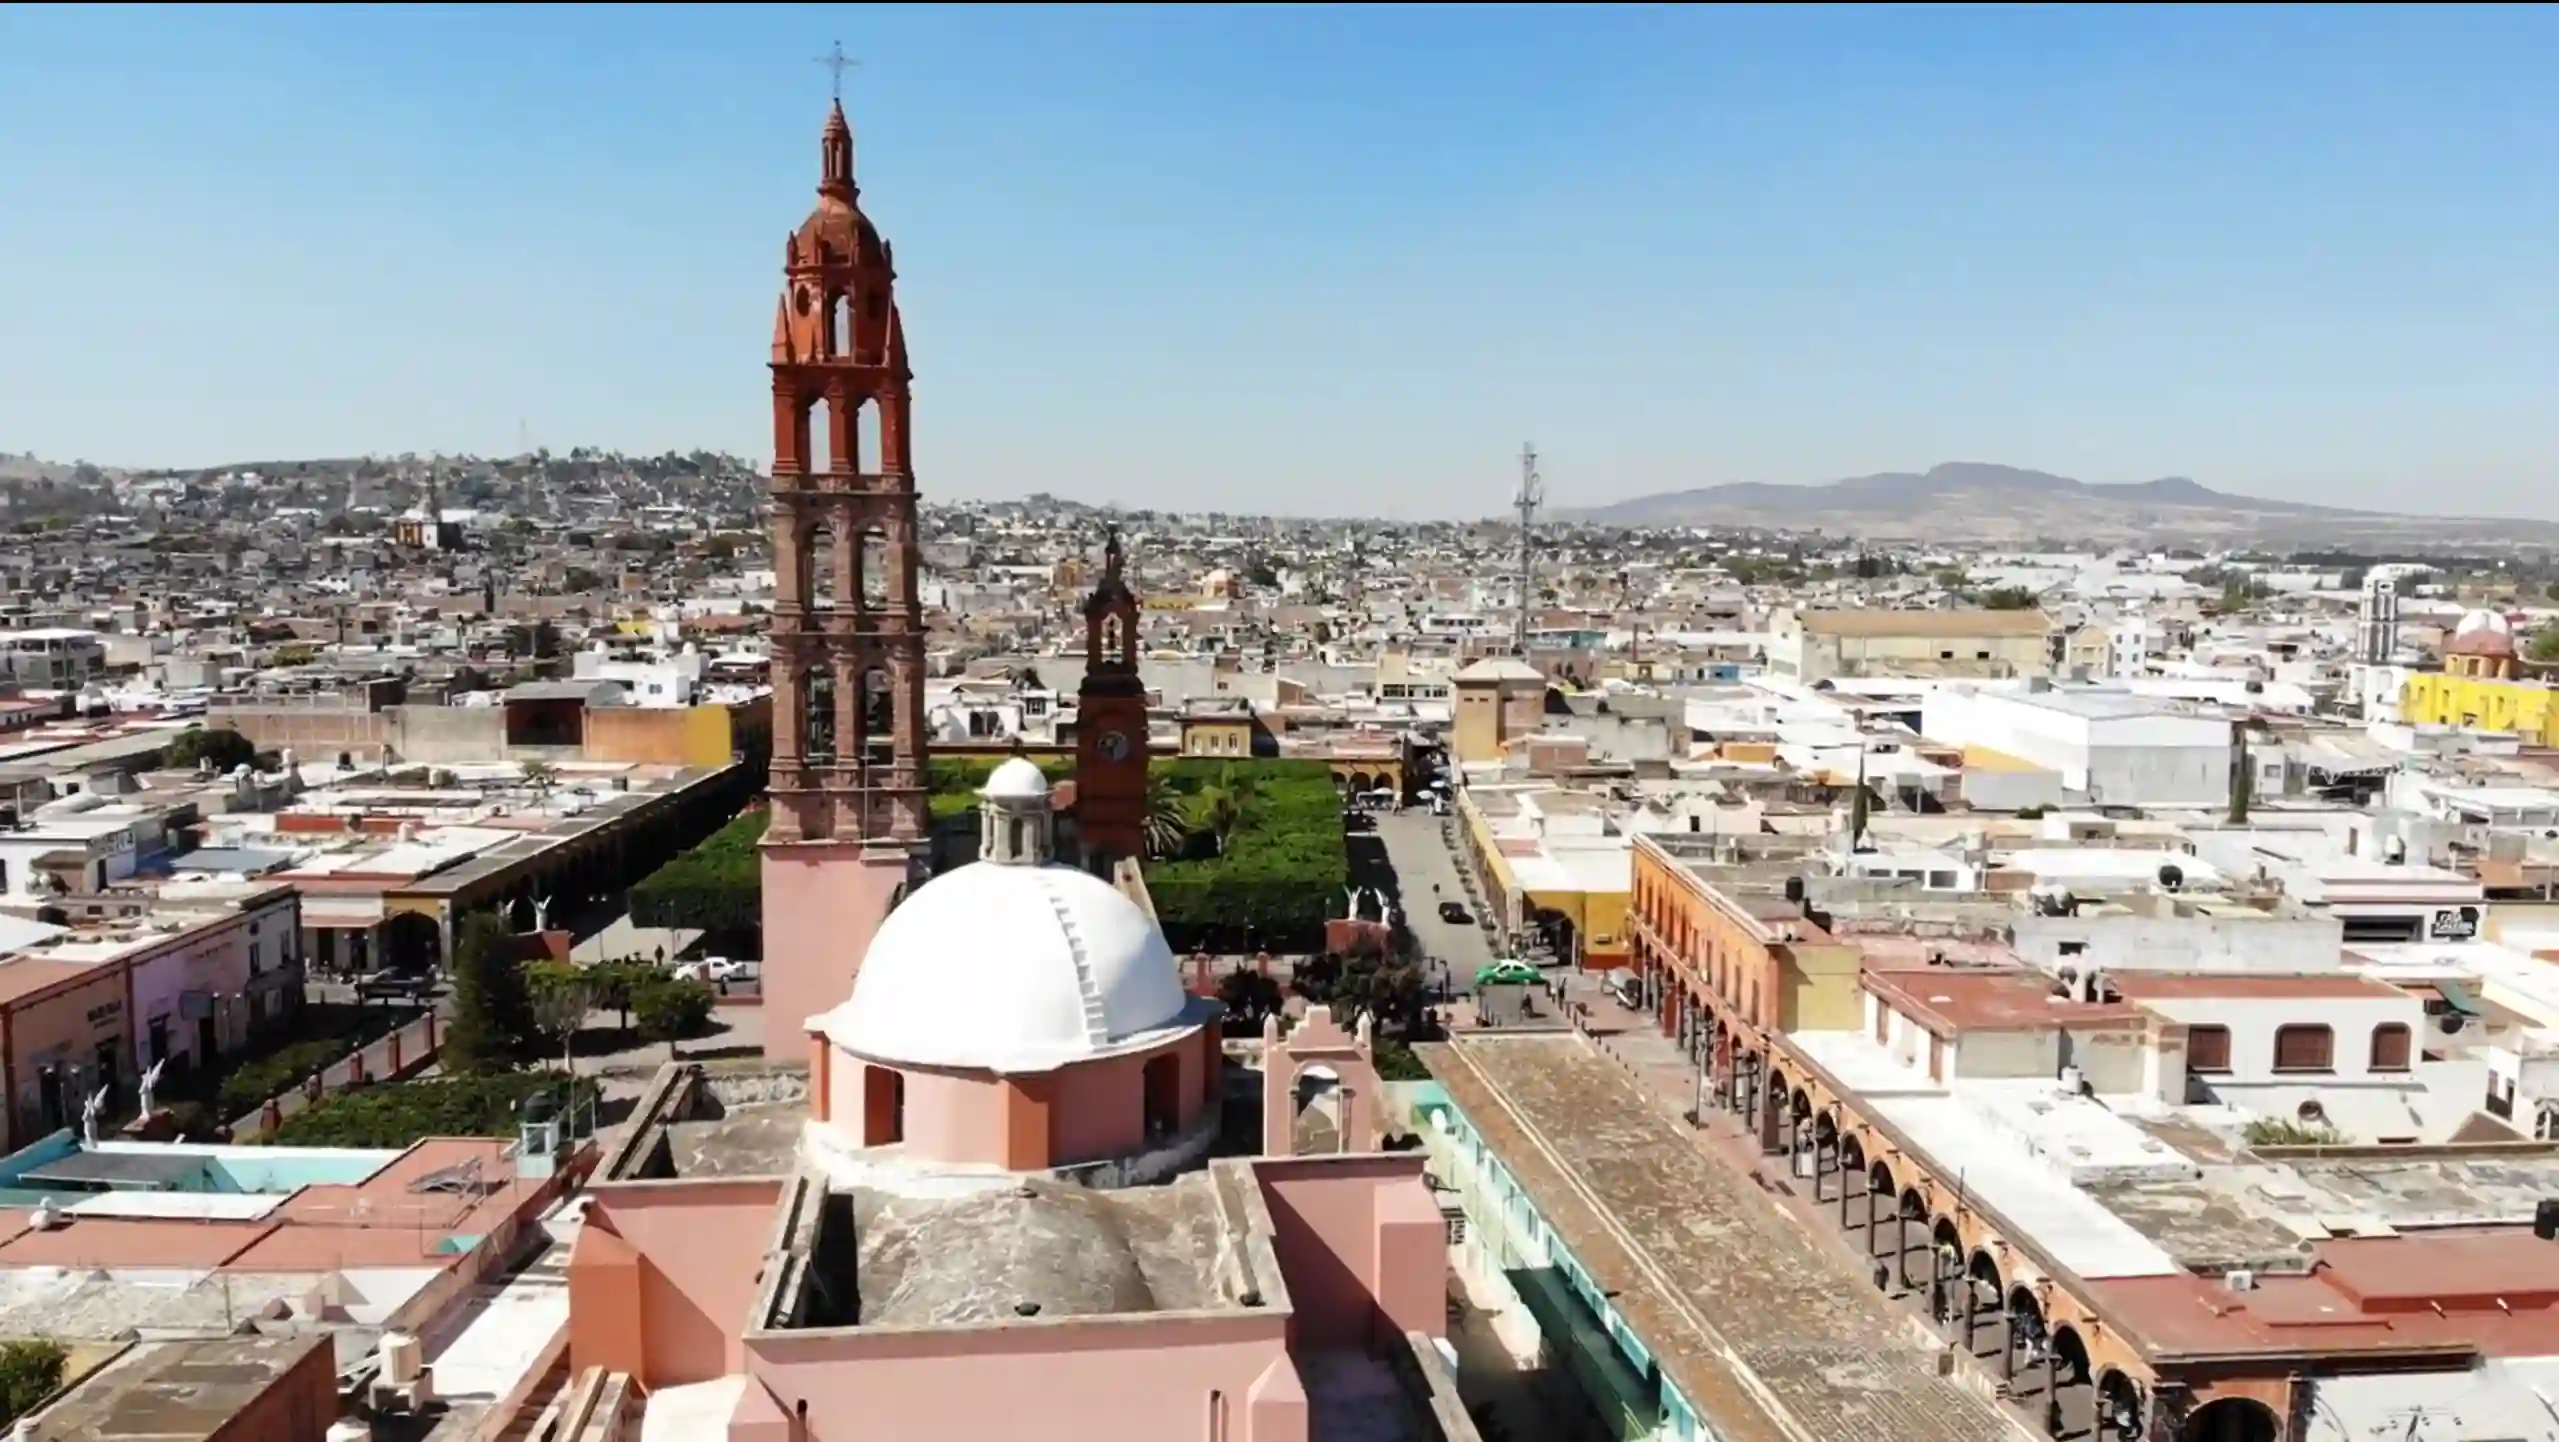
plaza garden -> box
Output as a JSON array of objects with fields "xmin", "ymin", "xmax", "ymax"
[{"xmin": 631, "ymin": 756, "xmax": 1351, "ymax": 954}]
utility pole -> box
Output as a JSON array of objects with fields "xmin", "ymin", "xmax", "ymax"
[{"xmin": 1513, "ymin": 442, "xmax": 1541, "ymax": 657}]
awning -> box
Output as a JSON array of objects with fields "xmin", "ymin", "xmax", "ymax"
[{"xmin": 2436, "ymin": 980, "xmax": 2486, "ymax": 1017}]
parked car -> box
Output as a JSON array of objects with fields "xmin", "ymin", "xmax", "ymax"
[
  {"xmin": 1438, "ymin": 900, "xmax": 1470, "ymax": 924},
  {"xmin": 673, "ymin": 957, "xmax": 752, "ymax": 984},
  {"xmin": 1474, "ymin": 961, "xmax": 1541, "ymax": 988}
]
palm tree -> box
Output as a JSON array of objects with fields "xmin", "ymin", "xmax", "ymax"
[
  {"xmin": 1196, "ymin": 767, "xmax": 1256, "ymax": 855},
  {"xmin": 1143, "ymin": 773, "xmax": 1189, "ymax": 859}
]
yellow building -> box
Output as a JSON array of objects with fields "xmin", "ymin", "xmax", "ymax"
[
  {"xmin": 1453, "ymin": 788, "xmax": 1630, "ymax": 968},
  {"xmin": 2402, "ymin": 673, "xmax": 2559, "ymax": 744},
  {"xmin": 1450, "ymin": 658, "xmax": 1546, "ymax": 765},
  {"xmin": 2401, "ymin": 609, "xmax": 2559, "ymax": 743}
]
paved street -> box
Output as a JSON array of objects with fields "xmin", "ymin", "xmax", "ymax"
[{"xmin": 1372, "ymin": 810, "xmax": 1500, "ymax": 975}]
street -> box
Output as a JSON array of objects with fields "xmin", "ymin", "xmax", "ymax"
[{"xmin": 1371, "ymin": 810, "xmax": 1499, "ymax": 977}]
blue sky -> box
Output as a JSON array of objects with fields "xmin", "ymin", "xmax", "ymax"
[{"xmin": 3, "ymin": 3, "xmax": 2556, "ymax": 518}]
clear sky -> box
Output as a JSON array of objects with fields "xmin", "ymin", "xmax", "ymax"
[{"xmin": 3, "ymin": 4, "xmax": 2555, "ymax": 519}]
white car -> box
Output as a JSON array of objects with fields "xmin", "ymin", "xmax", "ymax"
[{"xmin": 673, "ymin": 958, "xmax": 752, "ymax": 984}]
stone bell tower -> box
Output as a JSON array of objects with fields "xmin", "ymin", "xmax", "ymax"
[
  {"xmin": 1075, "ymin": 527, "xmax": 1149, "ymax": 870},
  {"xmin": 759, "ymin": 98, "xmax": 930, "ymax": 1058}
]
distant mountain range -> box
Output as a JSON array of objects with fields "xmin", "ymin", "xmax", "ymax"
[{"xmin": 1556, "ymin": 462, "xmax": 2559, "ymax": 547}]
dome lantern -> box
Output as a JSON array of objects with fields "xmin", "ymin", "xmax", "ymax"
[{"xmin": 979, "ymin": 757, "xmax": 1054, "ymax": 866}]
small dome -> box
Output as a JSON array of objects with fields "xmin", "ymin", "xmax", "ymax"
[
  {"xmin": 2449, "ymin": 609, "xmax": 2517, "ymax": 657},
  {"xmin": 821, "ymin": 860, "xmax": 1189, "ymax": 1073},
  {"xmin": 982, "ymin": 757, "xmax": 1051, "ymax": 802}
]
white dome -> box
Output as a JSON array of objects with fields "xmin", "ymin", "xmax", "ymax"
[
  {"xmin": 2455, "ymin": 608, "xmax": 2512, "ymax": 637},
  {"xmin": 982, "ymin": 757, "xmax": 1051, "ymax": 802},
  {"xmin": 819, "ymin": 860, "xmax": 1193, "ymax": 1073}
]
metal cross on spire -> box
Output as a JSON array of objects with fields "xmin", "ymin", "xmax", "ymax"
[{"xmin": 814, "ymin": 41, "xmax": 859, "ymax": 101}]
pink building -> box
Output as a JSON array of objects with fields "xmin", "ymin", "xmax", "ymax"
[{"xmin": 566, "ymin": 760, "xmax": 1471, "ymax": 1441}]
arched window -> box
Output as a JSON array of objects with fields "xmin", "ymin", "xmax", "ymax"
[
  {"xmin": 2273, "ymin": 1024, "xmax": 2334, "ymax": 1074},
  {"xmin": 810, "ymin": 394, "xmax": 838, "ymax": 472},
  {"xmin": 830, "ymin": 292, "xmax": 852, "ymax": 360},
  {"xmin": 2369, "ymin": 1022, "xmax": 2412, "ymax": 1073},
  {"xmin": 860, "ymin": 531, "xmax": 892, "ymax": 608},
  {"xmin": 802, "ymin": 523, "xmax": 837, "ymax": 610},
  {"xmin": 860, "ymin": 668, "xmax": 894, "ymax": 757},
  {"xmin": 856, "ymin": 399, "xmax": 882, "ymax": 476},
  {"xmin": 801, "ymin": 668, "xmax": 837, "ymax": 763},
  {"xmin": 1102, "ymin": 615, "xmax": 1125, "ymax": 660}
]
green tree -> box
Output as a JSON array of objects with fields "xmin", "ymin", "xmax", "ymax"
[
  {"xmin": 633, "ymin": 976, "xmax": 715, "ymax": 1057},
  {"xmin": 526, "ymin": 962, "xmax": 591, "ymax": 1056},
  {"xmin": 583, "ymin": 961, "xmax": 657, "ymax": 1030},
  {"xmin": 1327, "ymin": 954, "xmax": 1429, "ymax": 1039},
  {"xmin": 444, "ymin": 911, "xmax": 537, "ymax": 1074},
  {"xmin": 1979, "ymin": 586, "xmax": 2040, "ymax": 611},
  {"xmin": 1142, "ymin": 773, "xmax": 1190, "ymax": 859},
  {"xmin": 1191, "ymin": 766, "xmax": 1259, "ymax": 856},
  {"xmin": 1216, "ymin": 967, "xmax": 1285, "ymax": 1028},
  {"xmin": 2530, "ymin": 629, "xmax": 2559, "ymax": 664},
  {"xmin": 165, "ymin": 726, "xmax": 258, "ymax": 772},
  {"xmin": 0, "ymin": 1338, "xmax": 67, "ymax": 1428}
]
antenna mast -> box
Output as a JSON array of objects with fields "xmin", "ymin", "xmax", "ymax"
[{"xmin": 1514, "ymin": 442, "xmax": 1541, "ymax": 656}]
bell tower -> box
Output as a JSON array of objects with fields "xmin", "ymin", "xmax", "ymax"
[
  {"xmin": 760, "ymin": 98, "xmax": 930, "ymax": 1058},
  {"xmin": 1075, "ymin": 527, "xmax": 1149, "ymax": 869}
]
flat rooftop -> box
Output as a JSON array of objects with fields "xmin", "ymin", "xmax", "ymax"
[
  {"xmin": 1424, "ymin": 1033, "xmax": 2022, "ymax": 1442},
  {"xmin": 24, "ymin": 1334, "xmax": 330, "ymax": 1441}
]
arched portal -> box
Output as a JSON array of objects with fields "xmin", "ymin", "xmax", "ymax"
[
  {"xmin": 1895, "ymin": 1189, "xmax": 1929, "ymax": 1288},
  {"xmin": 2005, "ymin": 1285, "xmax": 2047, "ymax": 1389},
  {"xmin": 2182, "ymin": 1397, "xmax": 2279, "ymax": 1442},
  {"xmin": 383, "ymin": 911, "xmax": 443, "ymax": 973},
  {"xmin": 2045, "ymin": 1325, "xmax": 2095, "ymax": 1439},
  {"xmin": 1965, "ymin": 1249, "xmax": 2006, "ymax": 1358},
  {"xmin": 1929, "ymin": 1218, "xmax": 1964, "ymax": 1326},
  {"xmin": 2095, "ymin": 1368, "xmax": 2145, "ymax": 1442},
  {"xmin": 1293, "ymin": 1065, "xmax": 1344, "ymax": 1153}
]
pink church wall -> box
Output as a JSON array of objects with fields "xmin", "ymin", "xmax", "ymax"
[
  {"xmin": 1051, "ymin": 1051, "xmax": 1141, "ymax": 1163},
  {"xmin": 572, "ymin": 1180, "xmax": 783, "ymax": 1388},
  {"xmin": 1251, "ymin": 1156, "xmax": 1446, "ymax": 1352},
  {"xmin": 742, "ymin": 1313, "xmax": 1303, "ymax": 1442},
  {"xmin": 896, "ymin": 1064, "xmax": 1010, "ymax": 1167},
  {"xmin": 761, "ymin": 842, "xmax": 909, "ymax": 1061},
  {"xmin": 828, "ymin": 1029, "xmax": 1210, "ymax": 1171}
]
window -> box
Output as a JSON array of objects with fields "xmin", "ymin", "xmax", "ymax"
[
  {"xmin": 2187, "ymin": 1025, "xmax": 2233, "ymax": 1073},
  {"xmin": 2369, "ymin": 1023, "xmax": 2412, "ymax": 1073},
  {"xmin": 2273, "ymin": 1024, "xmax": 2334, "ymax": 1074}
]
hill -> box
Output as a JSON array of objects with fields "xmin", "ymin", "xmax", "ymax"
[{"xmin": 1557, "ymin": 462, "xmax": 2559, "ymax": 547}]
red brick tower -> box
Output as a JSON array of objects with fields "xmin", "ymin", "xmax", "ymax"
[
  {"xmin": 1075, "ymin": 528, "xmax": 1149, "ymax": 869},
  {"xmin": 760, "ymin": 100, "xmax": 929, "ymax": 1055}
]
